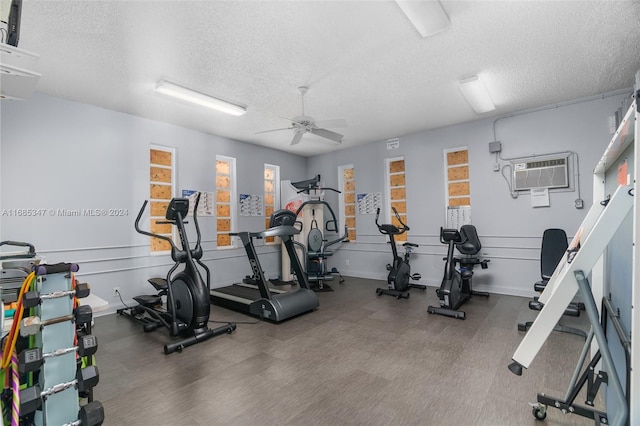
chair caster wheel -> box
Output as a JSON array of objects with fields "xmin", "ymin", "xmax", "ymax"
[{"xmin": 532, "ymin": 405, "xmax": 547, "ymax": 420}]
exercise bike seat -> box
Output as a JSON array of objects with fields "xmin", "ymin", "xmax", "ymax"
[
  {"xmin": 456, "ymin": 225, "xmax": 481, "ymax": 256},
  {"xmin": 453, "ymin": 225, "xmax": 490, "ymax": 270}
]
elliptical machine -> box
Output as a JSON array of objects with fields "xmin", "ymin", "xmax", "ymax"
[
  {"xmin": 375, "ymin": 207, "xmax": 426, "ymax": 299},
  {"xmin": 118, "ymin": 193, "xmax": 236, "ymax": 354},
  {"xmin": 427, "ymin": 225, "xmax": 489, "ymax": 319}
]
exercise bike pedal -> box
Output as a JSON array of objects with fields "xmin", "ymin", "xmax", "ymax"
[{"xmin": 410, "ymin": 273, "xmax": 422, "ymax": 281}]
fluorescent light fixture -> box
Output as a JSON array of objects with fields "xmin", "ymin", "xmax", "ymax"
[
  {"xmin": 458, "ymin": 75, "xmax": 496, "ymax": 114},
  {"xmin": 155, "ymin": 80, "xmax": 246, "ymax": 116},
  {"xmin": 395, "ymin": 0, "xmax": 450, "ymax": 38}
]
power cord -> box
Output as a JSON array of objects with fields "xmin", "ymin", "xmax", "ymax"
[{"xmin": 115, "ymin": 289, "xmax": 132, "ymax": 309}]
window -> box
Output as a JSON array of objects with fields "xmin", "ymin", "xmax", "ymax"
[
  {"xmin": 216, "ymin": 156, "xmax": 236, "ymax": 248},
  {"xmin": 264, "ymin": 164, "xmax": 280, "ymax": 243},
  {"xmin": 385, "ymin": 156, "xmax": 407, "ymax": 242},
  {"xmin": 338, "ymin": 165, "xmax": 356, "ymax": 241},
  {"xmin": 444, "ymin": 147, "xmax": 471, "ymax": 228},
  {"xmin": 149, "ymin": 146, "xmax": 175, "ymax": 253},
  {"xmin": 445, "ymin": 147, "xmax": 470, "ymax": 207}
]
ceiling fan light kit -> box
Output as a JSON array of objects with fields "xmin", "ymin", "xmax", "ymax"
[
  {"xmin": 155, "ymin": 80, "xmax": 247, "ymax": 116},
  {"xmin": 395, "ymin": 0, "xmax": 450, "ymax": 38},
  {"xmin": 458, "ymin": 75, "xmax": 496, "ymax": 114}
]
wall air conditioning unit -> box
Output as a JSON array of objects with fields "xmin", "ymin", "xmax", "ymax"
[
  {"xmin": 0, "ymin": 44, "xmax": 41, "ymax": 100},
  {"xmin": 512, "ymin": 154, "xmax": 569, "ymax": 191}
]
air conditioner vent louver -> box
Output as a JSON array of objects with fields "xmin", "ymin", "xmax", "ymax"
[{"xmin": 512, "ymin": 155, "xmax": 569, "ymax": 191}]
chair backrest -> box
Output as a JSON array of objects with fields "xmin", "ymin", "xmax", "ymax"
[
  {"xmin": 540, "ymin": 228, "xmax": 568, "ymax": 279},
  {"xmin": 456, "ymin": 225, "xmax": 481, "ymax": 256}
]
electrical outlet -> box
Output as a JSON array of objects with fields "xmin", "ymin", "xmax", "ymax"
[
  {"xmin": 345, "ymin": 259, "xmax": 350, "ymax": 266},
  {"xmin": 112, "ymin": 287, "xmax": 121, "ymax": 297},
  {"xmin": 575, "ymin": 199, "xmax": 584, "ymax": 209},
  {"xmin": 493, "ymin": 163, "xmax": 500, "ymax": 172}
]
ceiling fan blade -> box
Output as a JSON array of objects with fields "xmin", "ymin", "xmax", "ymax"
[
  {"xmin": 314, "ymin": 119, "xmax": 349, "ymax": 129},
  {"xmin": 290, "ymin": 131, "xmax": 304, "ymax": 146},
  {"xmin": 255, "ymin": 127, "xmax": 294, "ymax": 135},
  {"xmin": 310, "ymin": 128, "xmax": 343, "ymax": 143}
]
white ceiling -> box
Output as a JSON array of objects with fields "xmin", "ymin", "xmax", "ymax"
[{"xmin": 16, "ymin": 0, "xmax": 640, "ymax": 157}]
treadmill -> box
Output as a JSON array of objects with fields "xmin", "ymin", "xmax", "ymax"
[{"xmin": 210, "ymin": 210, "xmax": 319, "ymax": 322}]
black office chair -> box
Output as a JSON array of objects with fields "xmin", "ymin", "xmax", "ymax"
[{"xmin": 518, "ymin": 228, "xmax": 586, "ymax": 338}]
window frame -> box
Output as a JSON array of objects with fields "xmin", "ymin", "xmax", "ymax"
[
  {"xmin": 215, "ymin": 155, "xmax": 237, "ymax": 249},
  {"xmin": 149, "ymin": 145, "xmax": 176, "ymax": 255},
  {"xmin": 264, "ymin": 163, "xmax": 280, "ymax": 245},
  {"xmin": 338, "ymin": 164, "xmax": 356, "ymax": 242},
  {"xmin": 443, "ymin": 146, "xmax": 471, "ymax": 222},
  {"xmin": 384, "ymin": 156, "xmax": 408, "ymax": 242}
]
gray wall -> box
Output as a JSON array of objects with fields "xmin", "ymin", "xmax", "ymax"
[
  {"xmin": 307, "ymin": 91, "xmax": 632, "ymax": 297},
  {"xmin": 0, "ymin": 90, "xmax": 631, "ymax": 313},
  {"xmin": 0, "ymin": 94, "xmax": 307, "ymax": 313}
]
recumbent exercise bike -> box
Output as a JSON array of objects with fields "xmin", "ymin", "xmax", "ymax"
[
  {"xmin": 118, "ymin": 193, "xmax": 236, "ymax": 354},
  {"xmin": 375, "ymin": 207, "xmax": 426, "ymax": 299},
  {"xmin": 427, "ymin": 225, "xmax": 489, "ymax": 319}
]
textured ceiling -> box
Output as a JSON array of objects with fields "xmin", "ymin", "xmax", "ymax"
[{"xmin": 15, "ymin": 0, "xmax": 640, "ymax": 157}]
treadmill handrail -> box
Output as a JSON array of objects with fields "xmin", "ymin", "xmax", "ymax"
[
  {"xmin": 259, "ymin": 225, "xmax": 300, "ymax": 238},
  {"xmin": 232, "ymin": 225, "xmax": 301, "ymax": 239}
]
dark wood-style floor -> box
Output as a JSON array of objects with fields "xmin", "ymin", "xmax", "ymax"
[{"xmin": 94, "ymin": 277, "xmax": 597, "ymax": 425}]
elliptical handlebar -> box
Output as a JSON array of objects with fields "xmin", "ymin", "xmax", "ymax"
[
  {"xmin": 135, "ymin": 200, "xmax": 178, "ymax": 251},
  {"xmin": 391, "ymin": 207, "xmax": 409, "ymax": 233},
  {"xmin": 192, "ymin": 192, "xmax": 202, "ymax": 252},
  {"xmin": 375, "ymin": 207, "xmax": 409, "ymax": 235}
]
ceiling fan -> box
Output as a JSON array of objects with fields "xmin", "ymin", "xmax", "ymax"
[{"xmin": 256, "ymin": 86, "xmax": 348, "ymax": 146}]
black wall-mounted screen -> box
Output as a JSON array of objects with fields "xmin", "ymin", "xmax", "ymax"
[{"xmin": 7, "ymin": 0, "xmax": 21, "ymax": 46}]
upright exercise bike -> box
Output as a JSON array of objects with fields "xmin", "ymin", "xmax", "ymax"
[
  {"xmin": 427, "ymin": 225, "xmax": 489, "ymax": 319},
  {"xmin": 118, "ymin": 193, "xmax": 236, "ymax": 354},
  {"xmin": 375, "ymin": 207, "xmax": 426, "ymax": 299}
]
